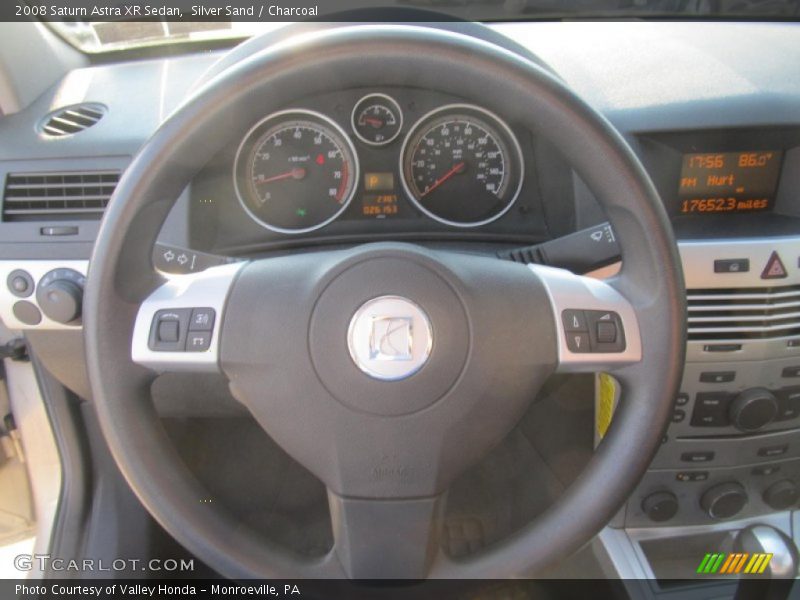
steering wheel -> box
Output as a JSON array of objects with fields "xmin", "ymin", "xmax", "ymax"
[{"xmin": 84, "ymin": 24, "xmax": 685, "ymax": 579}]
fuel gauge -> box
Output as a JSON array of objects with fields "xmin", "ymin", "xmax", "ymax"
[{"xmin": 351, "ymin": 93, "xmax": 403, "ymax": 146}]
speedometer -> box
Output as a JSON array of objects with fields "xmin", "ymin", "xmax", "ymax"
[
  {"xmin": 400, "ymin": 104, "xmax": 523, "ymax": 227},
  {"xmin": 234, "ymin": 109, "xmax": 359, "ymax": 234}
]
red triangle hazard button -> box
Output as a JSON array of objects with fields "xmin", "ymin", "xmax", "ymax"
[{"xmin": 761, "ymin": 251, "xmax": 788, "ymax": 280}]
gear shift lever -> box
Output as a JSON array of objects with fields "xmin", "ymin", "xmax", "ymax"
[{"xmin": 733, "ymin": 525, "xmax": 798, "ymax": 600}]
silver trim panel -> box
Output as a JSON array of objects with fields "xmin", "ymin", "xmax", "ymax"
[
  {"xmin": 530, "ymin": 264, "xmax": 642, "ymax": 372},
  {"xmin": 0, "ymin": 260, "xmax": 88, "ymax": 330},
  {"xmin": 680, "ymin": 236, "xmax": 800, "ymax": 290},
  {"xmin": 131, "ymin": 262, "xmax": 245, "ymax": 373}
]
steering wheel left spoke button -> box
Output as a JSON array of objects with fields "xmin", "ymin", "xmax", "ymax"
[
  {"xmin": 189, "ymin": 308, "xmax": 215, "ymax": 332},
  {"xmin": 186, "ymin": 331, "xmax": 212, "ymax": 352},
  {"xmin": 148, "ymin": 308, "xmax": 191, "ymax": 351}
]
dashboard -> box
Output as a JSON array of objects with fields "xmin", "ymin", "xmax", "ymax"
[{"xmin": 1, "ymin": 18, "xmax": 800, "ymax": 589}]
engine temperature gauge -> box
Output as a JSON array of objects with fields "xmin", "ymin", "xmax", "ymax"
[{"xmin": 351, "ymin": 93, "xmax": 403, "ymax": 146}]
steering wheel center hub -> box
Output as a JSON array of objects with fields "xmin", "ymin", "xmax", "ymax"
[{"xmin": 347, "ymin": 295, "xmax": 433, "ymax": 381}]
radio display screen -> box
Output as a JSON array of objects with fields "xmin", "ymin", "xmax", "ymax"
[{"xmin": 676, "ymin": 150, "xmax": 783, "ymax": 215}]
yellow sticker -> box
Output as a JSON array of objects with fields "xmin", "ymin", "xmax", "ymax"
[{"xmin": 596, "ymin": 372, "xmax": 619, "ymax": 442}]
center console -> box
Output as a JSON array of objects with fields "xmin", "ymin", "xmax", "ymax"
[{"xmin": 603, "ymin": 128, "xmax": 800, "ymax": 594}]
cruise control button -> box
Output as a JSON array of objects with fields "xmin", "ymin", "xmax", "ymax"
[
  {"xmin": 186, "ymin": 331, "xmax": 212, "ymax": 352},
  {"xmin": 672, "ymin": 409, "xmax": 686, "ymax": 423},
  {"xmin": 189, "ymin": 308, "xmax": 215, "ymax": 332},
  {"xmin": 675, "ymin": 393, "xmax": 689, "ymax": 406},
  {"xmin": 148, "ymin": 309, "xmax": 192, "ymax": 352},
  {"xmin": 566, "ymin": 332, "xmax": 591, "ymax": 353}
]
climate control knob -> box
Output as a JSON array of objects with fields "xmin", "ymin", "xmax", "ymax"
[
  {"xmin": 729, "ymin": 388, "xmax": 778, "ymax": 432},
  {"xmin": 642, "ymin": 491, "xmax": 678, "ymax": 522},
  {"xmin": 701, "ymin": 482, "xmax": 748, "ymax": 520},
  {"xmin": 36, "ymin": 268, "xmax": 85, "ymax": 325},
  {"xmin": 763, "ymin": 479, "xmax": 799, "ymax": 511}
]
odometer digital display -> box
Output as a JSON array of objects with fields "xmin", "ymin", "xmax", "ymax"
[{"xmin": 676, "ymin": 150, "xmax": 783, "ymax": 215}]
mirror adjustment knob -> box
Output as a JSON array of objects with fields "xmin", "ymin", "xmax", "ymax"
[
  {"xmin": 762, "ymin": 479, "xmax": 799, "ymax": 511},
  {"xmin": 36, "ymin": 270, "xmax": 84, "ymax": 324},
  {"xmin": 729, "ymin": 388, "xmax": 778, "ymax": 432},
  {"xmin": 701, "ymin": 482, "xmax": 748, "ymax": 520},
  {"xmin": 642, "ymin": 491, "xmax": 678, "ymax": 522}
]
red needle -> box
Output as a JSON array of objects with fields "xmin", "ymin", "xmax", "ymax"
[
  {"xmin": 255, "ymin": 167, "xmax": 306, "ymax": 185},
  {"xmin": 420, "ymin": 162, "xmax": 466, "ymax": 198},
  {"xmin": 361, "ymin": 117, "xmax": 384, "ymax": 128}
]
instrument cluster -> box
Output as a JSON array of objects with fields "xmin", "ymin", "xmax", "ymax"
[{"xmin": 231, "ymin": 91, "xmax": 527, "ymax": 235}]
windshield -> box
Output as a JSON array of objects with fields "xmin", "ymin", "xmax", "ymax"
[{"xmin": 44, "ymin": 0, "xmax": 800, "ymax": 53}]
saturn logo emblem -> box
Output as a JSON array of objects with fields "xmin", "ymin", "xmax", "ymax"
[{"xmin": 347, "ymin": 296, "xmax": 432, "ymax": 381}]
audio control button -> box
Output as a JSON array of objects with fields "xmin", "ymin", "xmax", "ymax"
[
  {"xmin": 565, "ymin": 332, "xmax": 590, "ymax": 353},
  {"xmin": 758, "ymin": 445, "xmax": 788, "ymax": 458},
  {"xmin": 691, "ymin": 392, "xmax": 732, "ymax": 427},
  {"xmin": 700, "ymin": 371, "xmax": 736, "ymax": 384},
  {"xmin": 561, "ymin": 310, "xmax": 587, "ymax": 332},
  {"xmin": 776, "ymin": 389, "xmax": 800, "ymax": 421},
  {"xmin": 681, "ymin": 451, "xmax": 715, "ymax": 463},
  {"xmin": 676, "ymin": 471, "xmax": 708, "ymax": 482},
  {"xmin": 782, "ymin": 366, "xmax": 800, "ymax": 378}
]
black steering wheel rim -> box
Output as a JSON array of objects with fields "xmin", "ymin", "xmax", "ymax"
[{"xmin": 84, "ymin": 24, "xmax": 686, "ymax": 579}]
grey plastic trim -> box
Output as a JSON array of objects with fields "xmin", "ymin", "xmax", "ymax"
[
  {"xmin": 398, "ymin": 103, "xmax": 525, "ymax": 228},
  {"xmin": 530, "ymin": 264, "xmax": 642, "ymax": 372},
  {"xmin": 131, "ymin": 262, "xmax": 245, "ymax": 372},
  {"xmin": 0, "ymin": 260, "xmax": 88, "ymax": 330}
]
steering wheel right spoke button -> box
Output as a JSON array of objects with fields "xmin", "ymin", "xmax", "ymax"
[{"xmin": 562, "ymin": 309, "xmax": 625, "ymax": 353}]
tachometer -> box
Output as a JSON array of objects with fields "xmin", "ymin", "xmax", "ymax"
[
  {"xmin": 234, "ymin": 109, "xmax": 359, "ymax": 234},
  {"xmin": 400, "ymin": 104, "xmax": 523, "ymax": 227}
]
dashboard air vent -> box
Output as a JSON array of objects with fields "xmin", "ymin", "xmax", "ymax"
[
  {"xmin": 2, "ymin": 171, "xmax": 120, "ymax": 222},
  {"xmin": 39, "ymin": 103, "xmax": 106, "ymax": 137},
  {"xmin": 687, "ymin": 285, "xmax": 800, "ymax": 342}
]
